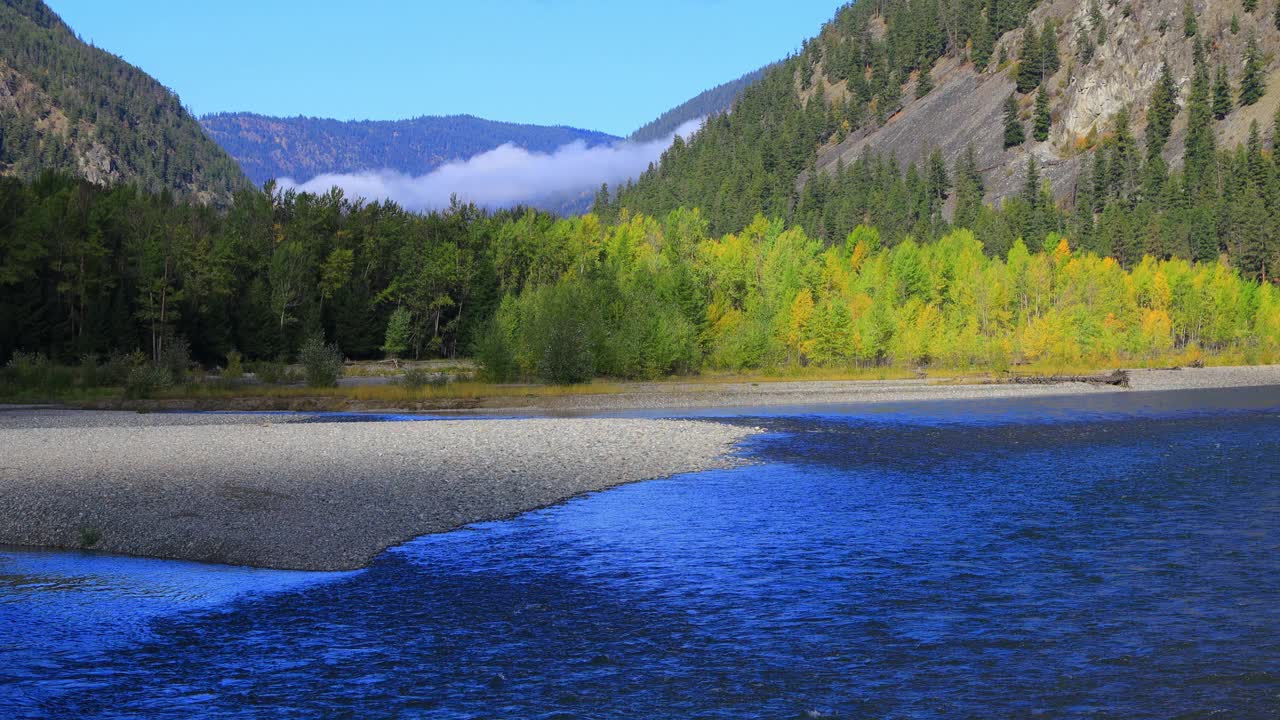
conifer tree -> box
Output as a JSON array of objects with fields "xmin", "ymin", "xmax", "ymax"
[
  {"xmin": 1003, "ymin": 95, "xmax": 1026, "ymax": 148},
  {"xmin": 926, "ymin": 147, "xmax": 950, "ymax": 202},
  {"xmin": 1016, "ymin": 26, "xmax": 1043, "ymax": 93},
  {"xmin": 1033, "ymin": 85, "xmax": 1051, "ymax": 141},
  {"xmin": 1146, "ymin": 62, "xmax": 1178, "ymax": 159},
  {"xmin": 1040, "ymin": 22, "xmax": 1059, "ymax": 78},
  {"xmin": 953, "ymin": 144, "xmax": 985, "ymax": 228},
  {"xmin": 1240, "ymin": 33, "xmax": 1264, "ymax": 106},
  {"xmin": 1213, "ymin": 64, "xmax": 1234, "ymax": 119},
  {"xmin": 1244, "ymin": 0, "xmax": 1258, "ymax": 12},
  {"xmin": 1275, "ymin": 1, "xmax": 1280, "ymax": 31},
  {"xmin": 972, "ymin": 17, "xmax": 994, "ymax": 69},
  {"xmin": 1185, "ymin": 45, "xmax": 1217, "ymax": 199},
  {"xmin": 1184, "ymin": 0, "xmax": 1198, "ymax": 37},
  {"xmin": 916, "ymin": 67, "xmax": 934, "ymax": 98},
  {"xmin": 1234, "ymin": 187, "xmax": 1271, "ymax": 281},
  {"xmin": 1022, "ymin": 155, "xmax": 1041, "ymax": 209}
]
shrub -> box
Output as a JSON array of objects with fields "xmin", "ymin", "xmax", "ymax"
[
  {"xmin": 299, "ymin": 335, "xmax": 344, "ymax": 387},
  {"xmin": 78, "ymin": 354, "xmax": 100, "ymax": 388},
  {"xmin": 124, "ymin": 364, "xmax": 173, "ymax": 398},
  {"xmin": 253, "ymin": 360, "xmax": 291, "ymax": 385},
  {"xmin": 99, "ymin": 350, "xmax": 142, "ymax": 386},
  {"xmin": 159, "ymin": 336, "xmax": 191, "ymax": 383},
  {"xmin": 401, "ymin": 367, "xmax": 446, "ymax": 389},
  {"xmin": 224, "ymin": 349, "xmax": 244, "ymax": 379}
]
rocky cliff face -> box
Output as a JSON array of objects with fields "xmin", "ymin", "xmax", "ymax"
[{"xmin": 814, "ymin": 0, "xmax": 1280, "ymax": 208}]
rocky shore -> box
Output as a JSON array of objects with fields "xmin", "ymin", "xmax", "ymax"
[{"xmin": 0, "ymin": 412, "xmax": 757, "ymax": 570}]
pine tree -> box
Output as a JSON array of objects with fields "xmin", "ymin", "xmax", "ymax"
[
  {"xmin": 1003, "ymin": 95, "xmax": 1026, "ymax": 148},
  {"xmin": 916, "ymin": 67, "xmax": 934, "ymax": 98},
  {"xmin": 1213, "ymin": 63, "xmax": 1234, "ymax": 119},
  {"xmin": 1234, "ymin": 187, "xmax": 1271, "ymax": 281},
  {"xmin": 972, "ymin": 16, "xmax": 994, "ymax": 69},
  {"xmin": 1017, "ymin": 26, "xmax": 1043, "ymax": 93},
  {"xmin": 1245, "ymin": 0, "xmax": 1259, "ymax": 10},
  {"xmin": 927, "ymin": 147, "xmax": 950, "ymax": 202},
  {"xmin": 953, "ymin": 143, "xmax": 985, "ymax": 229},
  {"xmin": 1185, "ymin": 47, "xmax": 1217, "ymax": 199},
  {"xmin": 1240, "ymin": 33, "xmax": 1265, "ymax": 106},
  {"xmin": 1273, "ymin": 104, "xmax": 1280, "ymax": 150},
  {"xmin": 1184, "ymin": 0, "xmax": 1198, "ymax": 37},
  {"xmin": 1108, "ymin": 107, "xmax": 1137, "ymax": 202},
  {"xmin": 1231, "ymin": 13, "xmax": 1241, "ymax": 34},
  {"xmin": 1040, "ymin": 22, "xmax": 1060, "ymax": 78},
  {"xmin": 1033, "ymin": 85, "xmax": 1051, "ymax": 141},
  {"xmin": 1147, "ymin": 62, "xmax": 1177, "ymax": 159},
  {"xmin": 1276, "ymin": 0, "xmax": 1280, "ymax": 31},
  {"xmin": 1023, "ymin": 155, "xmax": 1041, "ymax": 209}
]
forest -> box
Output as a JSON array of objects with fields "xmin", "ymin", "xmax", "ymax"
[{"xmin": 2, "ymin": 169, "xmax": 1277, "ymax": 389}]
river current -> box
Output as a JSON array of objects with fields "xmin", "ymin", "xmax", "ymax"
[{"xmin": 2, "ymin": 389, "xmax": 1278, "ymax": 718}]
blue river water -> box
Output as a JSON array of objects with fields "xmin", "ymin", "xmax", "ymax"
[{"xmin": 2, "ymin": 388, "xmax": 1279, "ymax": 718}]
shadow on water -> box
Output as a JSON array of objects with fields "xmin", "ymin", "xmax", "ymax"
[{"xmin": 2, "ymin": 387, "xmax": 1279, "ymax": 718}]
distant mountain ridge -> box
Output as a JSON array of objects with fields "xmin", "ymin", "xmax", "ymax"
[
  {"xmin": 0, "ymin": 0, "xmax": 248, "ymax": 202},
  {"xmin": 628, "ymin": 66, "xmax": 771, "ymax": 143},
  {"xmin": 199, "ymin": 112, "xmax": 621, "ymax": 187}
]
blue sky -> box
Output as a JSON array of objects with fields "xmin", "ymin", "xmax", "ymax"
[{"xmin": 48, "ymin": 0, "xmax": 842, "ymax": 137}]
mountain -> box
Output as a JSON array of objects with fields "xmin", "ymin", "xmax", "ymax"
[
  {"xmin": 607, "ymin": 0, "xmax": 1280, "ymax": 259},
  {"xmin": 0, "ymin": 0, "xmax": 248, "ymax": 202},
  {"xmin": 629, "ymin": 65, "xmax": 771, "ymax": 143},
  {"xmin": 199, "ymin": 113, "xmax": 621, "ymax": 187}
]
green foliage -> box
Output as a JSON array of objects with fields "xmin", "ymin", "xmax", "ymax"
[
  {"xmin": 474, "ymin": 314, "xmax": 519, "ymax": 383},
  {"xmin": 1016, "ymin": 26, "xmax": 1043, "ymax": 93},
  {"xmin": 124, "ymin": 364, "xmax": 172, "ymax": 399},
  {"xmin": 1231, "ymin": 13, "xmax": 1241, "ymax": 34},
  {"xmin": 299, "ymin": 335, "xmax": 343, "ymax": 388},
  {"xmin": 400, "ymin": 367, "xmax": 445, "ymax": 389},
  {"xmin": 1004, "ymin": 95, "xmax": 1027, "ymax": 148},
  {"xmin": 1146, "ymin": 63, "xmax": 1178, "ymax": 159},
  {"xmin": 916, "ymin": 67, "xmax": 934, "ymax": 98},
  {"xmin": 0, "ymin": 1, "xmax": 247, "ymax": 200},
  {"xmin": 1033, "ymin": 86, "xmax": 1051, "ymax": 142},
  {"xmin": 253, "ymin": 361, "xmax": 293, "ymax": 385},
  {"xmin": 1213, "ymin": 64, "xmax": 1234, "ymax": 120},
  {"xmin": 224, "ymin": 350, "xmax": 244, "ymax": 379},
  {"xmin": 381, "ymin": 307, "xmax": 413, "ymax": 361},
  {"xmin": 1184, "ymin": 0, "xmax": 1198, "ymax": 37},
  {"xmin": 1239, "ymin": 34, "xmax": 1265, "ymax": 106},
  {"xmin": 1244, "ymin": 0, "xmax": 1258, "ymax": 12}
]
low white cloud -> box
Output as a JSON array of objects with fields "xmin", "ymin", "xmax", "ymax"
[{"xmin": 277, "ymin": 118, "xmax": 703, "ymax": 212}]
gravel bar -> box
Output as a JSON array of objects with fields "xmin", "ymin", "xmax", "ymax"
[{"xmin": 0, "ymin": 415, "xmax": 758, "ymax": 570}]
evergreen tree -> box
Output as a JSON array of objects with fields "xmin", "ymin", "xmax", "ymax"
[
  {"xmin": 916, "ymin": 67, "xmax": 934, "ymax": 98},
  {"xmin": 1022, "ymin": 155, "xmax": 1042, "ymax": 210},
  {"xmin": 1003, "ymin": 95, "xmax": 1026, "ymax": 148},
  {"xmin": 1040, "ymin": 22, "xmax": 1060, "ymax": 78},
  {"xmin": 1185, "ymin": 47, "xmax": 1217, "ymax": 199},
  {"xmin": 1240, "ymin": 33, "xmax": 1265, "ymax": 106},
  {"xmin": 1231, "ymin": 13, "xmax": 1241, "ymax": 34},
  {"xmin": 1213, "ymin": 63, "xmax": 1234, "ymax": 119},
  {"xmin": 1276, "ymin": 0, "xmax": 1280, "ymax": 31},
  {"xmin": 1244, "ymin": 0, "xmax": 1258, "ymax": 12},
  {"xmin": 1016, "ymin": 26, "xmax": 1043, "ymax": 93},
  {"xmin": 1146, "ymin": 62, "xmax": 1178, "ymax": 159},
  {"xmin": 1184, "ymin": 1, "xmax": 1198, "ymax": 37},
  {"xmin": 1234, "ymin": 187, "xmax": 1271, "ymax": 281},
  {"xmin": 926, "ymin": 147, "xmax": 950, "ymax": 202},
  {"xmin": 972, "ymin": 16, "xmax": 994, "ymax": 69},
  {"xmin": 953, "ymin": 144, "xmax": 985, "ymax": 229},
  {"xmin": 1033, "ymin": 85, "xmax": 1051, "ymax": 141}
]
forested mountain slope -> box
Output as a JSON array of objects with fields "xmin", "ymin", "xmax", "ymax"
[
  {"xmin": 605, "ymin": 0, "xmax": 1280, "ymax": 280},
  {"xmin": 199, "ymin": 113, "xmax": 620, "ymax": 187},
  {"xmin": 0, "ymin": 0, "xmax": 248, "ymax": 203},
  {"xmin": 628, "ymin": 66, "xmax": 771, "ymax": 143}
]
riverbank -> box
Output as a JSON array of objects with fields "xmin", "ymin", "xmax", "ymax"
[
  {"xmin": 73, "ymin": 363, "xmax": 1280, "ymax": 413},
  {"xmin": 0, "ymin": 412, "xmax": 757, "ymax": 570}
]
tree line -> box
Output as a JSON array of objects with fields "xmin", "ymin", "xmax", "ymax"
[{"xmin": 6, "ymin": 169, "xmax": 1274, "ymax": 383}]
